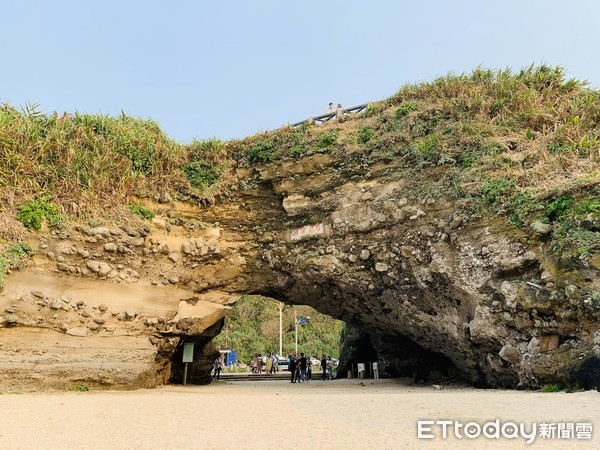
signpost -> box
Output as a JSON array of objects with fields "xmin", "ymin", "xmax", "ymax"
[
  {"xmin": 357, "ymin": 363, "xmax": 366, "ymax": 379},
  {"xmin": 182, "ymin": 342, "xmax": 194, "ymax": 385}
]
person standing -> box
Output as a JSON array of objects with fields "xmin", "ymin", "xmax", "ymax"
[
  {"xmin": 212, "ymin": 357, "xmax": 222, "ymax": 380},
  {"xmin": 321, "ymin": 355, "xmax": 327, "ymax": 380},
  {"xmin": 299, "ymin": 353, "xmax": 308, "ymax": 383},
  {"xmin": 327, "ymin": 356, "xmax": 333, "ymax": 381},
  {"xmin": 326, "ymin": 102, "xmax": 334, "ymax": 114},
  {"xmin": 306, "ymin": 357, "xmax": 312, "ymax": 381},
  {"xmin": 289, "ymin": 354, "xmax": 297, "ymax": 383},
  {"xmin": 271, "ymin": 353, "xmax": 278, "ymax": 374},
  {"xmin": 265, "ymin": 353, "xmax": 273, "ymax": 374}
]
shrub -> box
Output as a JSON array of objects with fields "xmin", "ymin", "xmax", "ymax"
[
  {"xmin": 545, "ymin": 196, "xmax": 573, "ymax": 221},
  {"xmin": 248, "ymin": 140, "xmax": 276, "ymax": 164},
  {"xmin": 574, "ymin": 198, "xmax": 600, "ymax": 218},
  {"xmin": 395, "ymin": 102, "xmax": 418, "ymax": 119},
  {"xmin": 187, "ymin": 138, "xmax": 223, "ymax": 156},
  {"xmin": 417, "ymin": 135, "xmax": 441, "ymax": 162},
  {"xmin": 128, "ymin": 204, "xmax": 155, "ymax": 221},
  {"xmin": 317, "ymin": 132, "xmax": 337, "ymax": 149},
  {"xmin": 540, "ymin": 384, "xmax": 562, "ymax": 393},
  {"xmin": 183, "ymin": 160, "xmax": 223, "ymax": 189},
  {"xmin": 17, "ymin": 196, "xmax": 61, "ymax": 230},
  {"xmin": 357, "ymin": 126, "xmax": 375, "ymax": 144},
  {"xmin": 0, "ymin": 242, "xmax": 33, "ymax": 286},
  {"xmin": 69, "ymin": 385, "xmax": 90, "ymax": 392},
  {"xmin": 288, "ymin": 144, "xmax": 304, "ymax": 157},
  {"xmin": 481, "ymin": 179, "xmax": 514, "ymax": 204}
]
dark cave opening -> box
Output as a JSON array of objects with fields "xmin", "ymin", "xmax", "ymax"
[
  {"xmin": 168, "ymin": 320, "xmax": 223, "ymax": 385},
  {"xmin": 338, "ymin": 323, "xmax": 461, "ymax": 383},
  {"xmin": 169, "ymin": 335, "xmax": 220, "ymax": 385}
]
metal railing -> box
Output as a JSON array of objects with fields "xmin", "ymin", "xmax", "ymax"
[{"xmin": 290, "ymin": 103, "xmax": 369, "ymax": 127}]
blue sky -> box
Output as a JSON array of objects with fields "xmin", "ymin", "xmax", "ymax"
[{"xmin": 1, "ymin": 1, "xmax": 598, "ymax": 143}]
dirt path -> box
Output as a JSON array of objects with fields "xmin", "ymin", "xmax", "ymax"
[{"xmin": 0, "ymin": 379, "xmax": 598, "ymax": 449}]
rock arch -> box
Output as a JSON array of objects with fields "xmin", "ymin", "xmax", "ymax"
[{"xmin": 1, "ymin": 151, "xmax": 599, "ymax": 390}]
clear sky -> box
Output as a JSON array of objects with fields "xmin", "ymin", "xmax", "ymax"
[{"xmin": 1, "ymin": 0, "xmax": 598, "ymax": 143}]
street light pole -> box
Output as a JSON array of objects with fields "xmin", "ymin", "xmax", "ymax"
[
  {"xmin": 278, "ymin": 302, "xmax": 283, "ymax": 356},
  {"xmin": 294, "ymin": 307, "xmax": 298, "ymax": 354}
]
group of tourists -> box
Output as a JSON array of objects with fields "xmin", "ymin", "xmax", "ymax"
[
  {"xmin": 251, "ymin": 353, "xmax": 279, "ymax": 374},
  {"xmin": 213, "ymin": 351, "xmax": 336, "ymax": 381},
  {"xmin": 288, "ymin": 353, "xmax": 334, "ymax": 383}
]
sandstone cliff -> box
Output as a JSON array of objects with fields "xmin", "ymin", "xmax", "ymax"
[{"xmin": 1, "ymin": 66, "xmax": 599, "ymax": 390}]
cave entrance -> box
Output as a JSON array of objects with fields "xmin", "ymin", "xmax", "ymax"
[
  {"xmin": 167, "ymin": 295, "xmax": 462, "ymax": 386},
  {"xmin": 168, "ymin": 319, "xmax": 224, "ymax": 385},
  {"xmin": 211, "ymin": 295, "xmax": 345, "ymax": 372}
]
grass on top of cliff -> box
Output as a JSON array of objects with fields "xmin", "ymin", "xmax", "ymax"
[
  {"xmin": 1, "ymin": 65, "xmax": 599, "ymax": 261},
  {"xmin": 229, "ymin": 65, "xmax": 599, "ymax": 195},
  {"xmin": 0, "ymin": 104, "xmax": 231, "ymax": 223}
]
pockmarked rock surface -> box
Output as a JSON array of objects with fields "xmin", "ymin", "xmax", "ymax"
[{"xmin": 2, "ymin": 150, "xmax": 600, "ymax": 390}]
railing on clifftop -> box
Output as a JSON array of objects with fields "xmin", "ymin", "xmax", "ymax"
[{"xmin": 290, "ymin": 103, "xmax": 369, "ymax": 127}]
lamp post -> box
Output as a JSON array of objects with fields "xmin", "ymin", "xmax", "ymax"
[
  {"xmin": 294, "ymin": 307, "xmax": 298, "ymax": 354},
  {"xmin": 278, "ymin": 302, "xmax": 284, "ymax": 356}
]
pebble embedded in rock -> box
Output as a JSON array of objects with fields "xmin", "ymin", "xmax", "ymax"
[
  {"xmin": 66, "ymin": 328, "xmax": 88, "ymax": 337},
  {"xmin": 49, "ymin": 300, "xmax": 64, "ymax": 310},
  {"xmin": 499, "ymin": 345, "xmax": 521, "ymax": 365},
  {"xmin": 104, "ymin": 243, "xmax": 117, "ymax": 252},
  {"xmin": 375, "ymin": 262, "xmax": 389, "ymax": 272},
  {"xmin": 3, "ymin": 314, "xmax": 19, "ymax": 326},
  {"xmin": 530, "ymin": 221, "xmax": 553, "ymax": 235}
]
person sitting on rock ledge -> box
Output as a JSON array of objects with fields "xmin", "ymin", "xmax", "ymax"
[{"xmin": 335, "ymin": 104, "xmax": 344, "ymax": 121}]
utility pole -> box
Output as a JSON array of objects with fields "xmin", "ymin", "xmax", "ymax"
[
  {"xmin": 294, "ymin": 307, "xmax": 298, "ymax": 354},
  {"xmin": 278, "ymin": 302, "xmax": 284, "ymax": 356}
]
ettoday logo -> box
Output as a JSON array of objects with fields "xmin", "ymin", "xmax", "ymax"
[{"xmin": 417, "ymin": 420, "xmax": 593, "ymax": 444}]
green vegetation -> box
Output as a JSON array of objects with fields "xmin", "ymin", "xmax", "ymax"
[
  {"xmin": 545, "ymin": 196, "xmax": 573, "ymax": 222},
  {"xmin": 0, "ymin": 242, "xmax": 33, "ymax": 286},
  {"xmin": 481, "ymin": 179, "xmax": 515, "ymax": 205},
  {"xmin": 212, "ymin": 296, "xmax": 343, "ymax": 363},
  {"xmin": 317, "ymin": 131, "xmax": 337, "ymax": 149},
  {"xmin": 395, "ymin": 102, "xmax": 419, "ymax": 119},
  {"xmin": 357, "ymin": 126, "xmax": 374, "ymax": 144},
  {"xmin": 128, "ymin": 204, "xmax": 156, "ymax": 221},
  {"xmin": 0, "ymin": 104, "xmax": 229, "ymax": 222},
  {"xmin": 17, "ymin": 196, "xmax": 62, "ymax": 230},
  {"xmin": 248, "ymin": 140, "xmax": 276, "ymax": 164},
  {"xmin": 540, "ymin": 383, "xmax": 563, "ymax": 393},
  {"xmin": 68, "ymin": 385, "xmax": 90, "ymax": 392}
]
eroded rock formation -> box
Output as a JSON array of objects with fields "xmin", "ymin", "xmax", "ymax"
[{"xmin": 2, "ymin": 148, "xmax": 600, "ymax": 390}]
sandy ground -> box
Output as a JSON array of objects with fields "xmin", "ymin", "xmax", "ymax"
[{"xmin": 0, "ymin": 379, "xmax": 598, "ymax": 449}]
